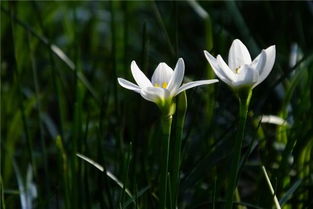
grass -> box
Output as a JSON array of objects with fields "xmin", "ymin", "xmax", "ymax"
[{"xmin": 1, "ymin": 1, "xmax": 313, "ymax": 209}]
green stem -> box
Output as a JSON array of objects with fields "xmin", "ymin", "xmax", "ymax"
[
  {"xmin": 0, "ymin": 175, "xmax": 5, "ymax": 209},
  {"xmin": 159, "ymin": 114, "xmax": 173, "ymax": 209},
  {"xmin": 225, "ymin": 89, "xmax": 252, "ymax": 209},
  {"xmin": 170, "ymin": 92, "xmax": 187, "ymax": 209}
]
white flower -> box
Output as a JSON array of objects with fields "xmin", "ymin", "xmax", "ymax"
[
  {"xmin": 118, "ymin": 58, "xmax": 218, "ymax": 107},
  {"xmin": 204, "ymin": 39, "xmax": 276, "ymax": 89}
]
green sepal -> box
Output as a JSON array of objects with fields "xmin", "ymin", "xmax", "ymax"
[{"xmin": 157, "ymin": 98, "xmax": 176, "ymax": 118}]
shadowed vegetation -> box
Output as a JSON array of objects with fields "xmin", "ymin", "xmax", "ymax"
[{"xmin": 1, "ymin": 1, "xmax": 313, "ymax": 209}]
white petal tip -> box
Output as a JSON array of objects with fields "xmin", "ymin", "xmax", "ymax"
[
  {"xmin": 266, "ymin": 45, "xmax": 276, "ymax": 51},
  {"xmin": 178, "ymin": 58, "xmax": 184, "ymax": 65},
  {"xmin": 117, "ymin": 77, "xmax": 123, "ymax": 84},
  {"xmin": 233, "ymin": 39, "xmax": 243, "ymax": 45},
  {"xmin": 204, "ymin": 51, "xmax": 216, "ymax": 61}
]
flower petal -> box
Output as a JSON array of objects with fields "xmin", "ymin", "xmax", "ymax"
[
  {"xmin": 176, "ymin": 79, "xmax": 219, "ymax": 96},
  {"xmin": 250, "ymin": 50, "xmax": 266, "ymax": 73},
  {"xmin": 117, "ymin": 78, "xmax": 141, "ymax": 93},
  {"xmin": 204, "ymin": 50, "xmax": 233, "ymax": 86},
  {"xmin": 131, "ymin": 61, "xmax": 152, "ymax": 88},
  {"xmin": 217, "ymin": 55, "xmax": 237, "ymax": 82},
  {"xmin": 228, "ymin": 39, "xmax": 252, "ymax": 71},
  {"xmin": 233, "ymin": 64, "xmax": 259, "ymax": 87},
  {"xmin": 249, "ymin": 50, "xmax": 266, "ymax": 88},
  {"xmin": 167, "ymin": 58, "xmax": 185, "ymax": 95},
  {"xmin": 255, "ymin": 45, "xmax": 276, "ymax": 86},
  {"xmin": 140, "ymin": 87, "xmax": 170, "ymax": 103},
  {"xmin": 151, "ymin": 62, "xmax": 173, "ymax": 85}
]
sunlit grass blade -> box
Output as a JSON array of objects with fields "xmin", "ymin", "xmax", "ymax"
[
  {"xmin": 76, "ymin": 153, "xmax": 135, "ymax": 202},
  {"xmin": 262, "ymin": 166, "xmax": 281, "ymax": 209},
  {"xmin": 76, "ymin": 153, "xmax": 104, "ymax": 172}
]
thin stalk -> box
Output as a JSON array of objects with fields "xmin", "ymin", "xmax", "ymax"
[
  {"xmin": 151, "ymin": 0, "xmax": 175, "ymax": 57},
  {"xmin": 262, "ymin": 166, "xmax": 281, "ymax": 209},
  {"xmin": 110, "ymin": 0, "xmax": 119, "ymax": 115},
  {"xmin": 235, "ymin": 188, "xmax": 246, "ymax": 209},
  {"xmin": 225, "ymin": 89, "xmax": 252, "ymax": 209},
  {"xmin": 159, "ymin": 114, "xmax": 173, "ymax": 209},
  {"xmin": 0, "ymin": 175, "xmax": 5, "ymax": 209},
  {"xmin": 9, "ymin": 3, "xmax": 34, "ymax": 175},
  {"xmin": 170, "ymin": 92, "xmax": 187, "ymax": 209},
  {"xmin": 56, "ymin": 136, "xmax": 70, "ymax": 209},
  {"xmin": 27, "ymin": 31, "xmax": 41, "ymax": 178}
]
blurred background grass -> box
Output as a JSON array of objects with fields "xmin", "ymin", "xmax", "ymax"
[{"xmin": 1, "ymin": 1, "xmax": 313, "ymax": 209}]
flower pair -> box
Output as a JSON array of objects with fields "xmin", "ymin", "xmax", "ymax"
[{"xmin": 118, "ymin": 39, "xmax": 276, "ymax": 112}]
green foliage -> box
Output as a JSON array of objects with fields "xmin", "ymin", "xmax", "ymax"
[{"xmin": 1, "ymin": 1, "xmax": 313, "ymax": 209}]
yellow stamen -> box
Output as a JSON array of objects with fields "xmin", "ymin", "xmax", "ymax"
[
  {"xmin": 154, "ymin": 82, "xmax": 168, "ymax": 88},
  {"xmin": 235, "ymin": 67, "xmax": 240, "ymax": 74}
]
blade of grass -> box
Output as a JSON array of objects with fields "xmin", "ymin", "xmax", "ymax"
[
  {"xmin": 257, "ymin": 53, "xmax": 313, "ymax": 114},
  {"xmin": 76, "ymin": 153, "xmax": 134, "ymax": 200},
  {"xmin": 122, "ymin": 1, "xmax": 129, "ymax": 74},
  {"xmin": 13, "ymin": 161, "xmax": 27, "ymax": 209},
  {"xmin": 141, "ymin": 22, "xmax": 149, "ymax": 74},
  {"xmin": 76, "ymin": 153, "xmax": 104, "ymax": 172},
  {"xmin": 4, "ymin": 95, "xmax": 36, "ymax": 183},
  {"xmin": 0, "ymin": 175, "xmax": 5, "ymax": 209},
  {"xmin": 0, "ymin": 6, "xmax": 100, "ymax": 103},
  {"xmin": 96, "ymin": 125, "xmax": 113, "ymax": 209},
  {"xmin": 187, "ymin": 0, "xmax": 209, "ymax": 20},
  {"xmin": 27, "ymin": 30, "xmax": 44, "ymax": 180},
  {"xmin": 151, "ymin": 0, "xmax": 175, "ymax": 56},
  {"xmin": 122, "ymin": 186, "xmax": 150, "ymax": 209},
  {"xmin": 225, "ymin": 1, "xmax": 259, "ymax": 54},
  {"xmin": 181, "ymin": 130, "xmax": 231, "ymax": 191},
  {"xmin": 212, "ymin": 177, "xmax": 217, "ymax": 209},
  {"xmin": 192, "ymin": 200, "xmax": 265, "ymax": 209},
  {"xmin": 275, "ymin": 63, "xmax": 305, "ymax": 194},
  {"xmin": 119, "ymin": 142, "xmax": 132, "ymax": 208},
  {"xmin": 279, "ymin": 179, "xmax": 302, "ymax": 206},
  {"xmin": 262, "ymin": 166, "xmax": 281, "ymax": 209},
  {"xmin": 110, "ymin": 0, "xmax": 120, "ymax": 118},
  {"xmin": 56, "ymin": 136, "xmax": 70, "ymax": 209},
  {"xmin": 5, "ymin": 6, "xmax": 37, "ymax": 193}
]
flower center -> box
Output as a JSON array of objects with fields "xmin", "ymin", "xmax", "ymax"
[
  {"xmin": 154, "ymin": 82, "xmax": 168, "ymax": 88},
  {"xmin": 235, "ymin": 67, "xmax": 241, "ymax": 74}
]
